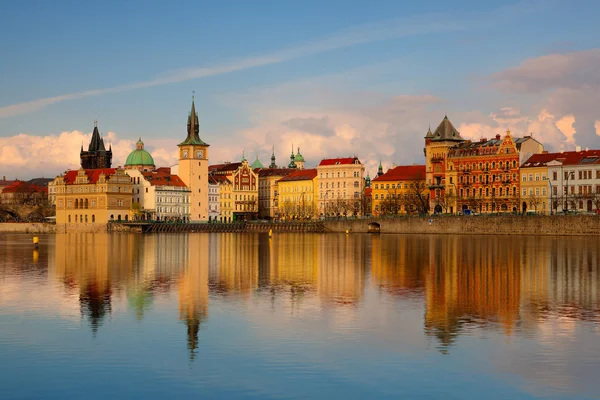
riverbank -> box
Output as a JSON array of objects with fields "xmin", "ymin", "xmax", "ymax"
[
  {"xmin": 2, "ymin": 215, "xmax": 600, "ymax": 235},
  {"xmin": 325, "ymin": 214, "xmax": 600, "ymax": 235}
]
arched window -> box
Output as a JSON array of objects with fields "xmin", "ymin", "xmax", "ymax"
[
  {"xmin": 118, "ymin": 214, "xmax": 122, "ymax": 221},
  {"xmin": 68, "ymin": 215, "xmax": 71, "ymax": 223},
  {"xmin": 85, "ymin": 215, "xmax": 88, "ymax": 223},
  {"xmin": 85, "ymin": 198, "xmax": 89, "ymax": 209},
  {"xmin": 125, "ymin": 215, "xmax": 129, "ymax": 221},
  {"xmin": 79, "ymin": 215, "xmax": 83, "ymax": 223},
  {"xmin": 92, "ymin": 215, "xmax": 95, "ymax": 223},
  {"xmin": 74, "ymin": 199, "xmax": 79, "ymax": 209}
]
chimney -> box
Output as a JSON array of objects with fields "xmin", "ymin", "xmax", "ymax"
[{"xmin": 576, "ymin": 145, "xmax": 582, "ymax": 152}]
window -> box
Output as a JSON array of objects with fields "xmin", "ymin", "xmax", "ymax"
[
  {"xmin": 528, "ymin": 174, "xmax": 533, "ymax": 181},
  {"xmin": 542, "ymin": 188, "xmax": 546, "ymax": 196},
  {"xmin": 535, "ymin": 174, "xmax": 540, "ymax": 181},
  {"xmin": 553, "ymin": 171, "xmax": 558, "ymax": 181},
  {"xmin": 535, "ymin": 188, "xmax": 540, "ymax": 196},
  {"xmin": 522, "ymin": 175, "xmax": 526, "ymax": 182},
  {"xmin": 522, "ymin": 188, "xmax": 526, "ymax": 196}
]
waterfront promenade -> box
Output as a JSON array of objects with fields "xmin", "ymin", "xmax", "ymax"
[{"xmin": 2, "ymin": 214, "xmax": 600, "ymax": 235}]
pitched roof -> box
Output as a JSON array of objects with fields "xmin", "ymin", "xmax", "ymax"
[
  {"xmin": 209, "ymin": 175, "xmax": 231, "ymax": 184},
  {"xmin": 140, "ymin": 171, "xmax": 188, "ymax": 187},
  {"xmin": 318, "ymin": 157, "xmax": 361, "ymax": 166},
  {"xmin": 27, "ymin": 178, "xmax": 53, "ymax": 187},
  {"xmin": 63, "ymin": 168, "xmax": 117, "ymax": 185},
  {"xmin": 0, "ymin": 179, "xmax": 18, "ymax": 187},
  {"xmin": 1, "ymin": 180, "xmax": 48, "ymax": 194},
  {"xmin": 209, "ymin": 162, "xmax": 242, "ymax": 173},
  {"xmin": 257, "ymin": 168, "xmax": 297, "ymax": 178},
  {"xmin": 372, "ymin": 165, "xmax": 426, "ymax": 181},
  {"xmin": 522, "ymin": 150, "xmax": 600, "ymax": 167},
  {"xmin": 278, "ymin": 168, "xmax": 318, "ymax": 182},
  {"xmin": 431, "ymin": 116, "xmax": 464, "ymax": 142}
]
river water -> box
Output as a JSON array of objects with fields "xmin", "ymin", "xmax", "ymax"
[{"xmin": 0, "ymin": 233, "xmax": 599, "ymax": 399}]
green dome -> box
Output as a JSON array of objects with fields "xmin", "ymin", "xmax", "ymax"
[
  {"xmin": 125, "ymin": 138, "xmax": 155, "ymax": 167},
  {"xmin": 294, "ymin": 147, "xmax": 304, "ymax": 162}
]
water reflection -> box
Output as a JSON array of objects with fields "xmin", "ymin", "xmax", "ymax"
[{"xmin": 1, "ymin": 232, "xmax": 599, "ymax": 397}]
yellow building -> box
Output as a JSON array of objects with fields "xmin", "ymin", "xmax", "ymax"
[
  {"xmin": 212, "ymin": 175, "xmax": 233, "ymax": 222},
  {"xmin": 258, "ymin": 168, "xmax": 296, "ymax": 219},
  {"xmin": 277, "ymin": 168, "xmax": 318, "ymax": 219},
  {"xmin": 177, "ymin": 98, "xmax": 210, "ymax": 222},
  {"xmin": 520, "ymin": 156, "xmax": 550, "ymax": 214},
  {"xmin": 371, "ymin": 165, "xmax": 427, "ymax": 215},
  {"xmin": 51, "ymin": 167, "xmax": 133, "ymax": 228},
  {"xmin": 209, "ymin": 158, "xmax": 259, "ymax": 221}
]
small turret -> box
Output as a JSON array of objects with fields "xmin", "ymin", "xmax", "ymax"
[
  {"xmin": 377, "ymin": 160, "xmax": 384, "ymax": 177},
  {"xmin": 269, "ymin": 146, "xmax": 277, "ymax": 169}
]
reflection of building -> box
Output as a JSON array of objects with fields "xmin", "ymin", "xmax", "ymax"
[
  {"xmin": 178, "ymin": 235, "xmax": 209, "ymax": 359},
  {"xmin": 52, "ymin": 167, "xmax": 133, "ymax": 226},
  {"xmin": 209, "ymin": 234, "xmax": 258, "ymax": 295},
  {"xmin": 54, "ymin": 233, "xmax": 136, "ymax": 333},
  {"xmin": 270, "ymin": 234, "xmax": 319, "ymax": 297},
  {"xmin": 424, "ymin": 236, "xmax": 522, "ymax": 350},
  {"xmin": 318, "ymin": 235, "xmax": 366, "ymax": 306}
]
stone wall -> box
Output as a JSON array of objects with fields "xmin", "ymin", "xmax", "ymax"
[
  {"xmin": 0, "ymin": 223, "xmax": 56, "ymax": 234},
  {"xmin": 323, "ymin": 215, "xmax": 600, "ymax": 236},
  {"xmin": 55, "ymin": 223, "xmax": 109, "ymax": 233}
]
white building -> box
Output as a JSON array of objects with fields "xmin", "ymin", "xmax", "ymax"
[
  {"xmin": 208, "ymin": 176, "xmax": 220, "ymax": 221},
  {"xmin": 316, "ymin": 156, "xmax": 365, "ymax": 216},
  {"xmin": 126, "ymin": 167, "xmax": 191, "ymax": 221}
]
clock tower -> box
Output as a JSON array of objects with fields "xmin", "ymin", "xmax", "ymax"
[{"xmin": 178, "ymin": 96, "xmax": 210, "ymax": 221}]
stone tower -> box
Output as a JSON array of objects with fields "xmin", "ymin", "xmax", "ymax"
[
  {"xmin": 80, "ymin": 122, "xmax": 112, "ymax": 169},
  {"xmin": 177, "ymin": 96, "xmax": 210, "ymax": 222}
]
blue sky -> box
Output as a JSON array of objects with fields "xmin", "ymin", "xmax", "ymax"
[{"xmin": 1, "ymin": 0, "xmax": 599, "ymax": 178}]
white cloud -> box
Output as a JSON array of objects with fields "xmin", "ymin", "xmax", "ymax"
[
  {"xmin": 0, "ymin": 130, "xmax": 178, "ymax": 179},
  {"xmin": 595, "ymin": 121, "xmax": 600, "ymax": 137}
]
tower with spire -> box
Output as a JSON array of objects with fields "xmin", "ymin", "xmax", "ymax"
[
  {"xmin": 178, "ymin": 95, "xmax": 210, "ymax": 221},
  {"xmin": 269, "ymin": 146, "xmax": 277, "ymax": 169},
  {"xmin": 288, "ymin": 145, "xmax": 297, "ymax": 168},
  {"xmin": 80, "ymin": 121, "xmax": 112, "ymax": 169},
  {"xmin": 377, "ymin": 160, "xmax": 384, "ymax": 177}
]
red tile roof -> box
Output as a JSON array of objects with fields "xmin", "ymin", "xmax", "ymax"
[
  {"xmin": 63, "ymin": 168, "xmax": 117, "ymax": 185},
  {"xmin": 372, "ymin": 165, "xmax": 426, "ymax": 181},
  {"xmin": 209, "ymin": 175, "xmax": 231, "ymax": 184},
  {"xmin": 278, "ymin": 168, "xmax": 318, "ymax": 182},
  {"xmin": 0, "ymin": 180, "xmax": 17, "ymax": 187},
  {"xmin": 523, "ymin": 150, "xmax": 600, "ymax": 167},
  {"xmin": 318, "ymin": 157, "xmax": 361, "ymax": 166},
  {"xmin": 1, "ymin": 181, "xmax": 47, "ymax": 194},
  {"xmin": 141, "ymin": 171, "xmax": 187, "ymax": 187},
  {"xmin": 209, "ymin": 162, "xmax": 242, "ymax": 173},
  {"xmin": 257, "ymin": 168, "xmax": 297, "ymax": 178}
]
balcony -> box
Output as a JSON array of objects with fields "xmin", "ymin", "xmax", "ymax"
[
  {"xmin": 431, "ymin": 156, "xmax": 444, "ymax": 163},
  {"xmin": 463, "ymin": 169, "xmax": 471, "ymax": 175},
  {"xmin": 428, "ymin": 184, "xmax": 445, "ymax": 190}
]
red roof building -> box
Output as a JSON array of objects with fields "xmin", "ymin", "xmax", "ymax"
[{"xmin": 0, "ymin": 180, "xmax": 48, "ymax": 205}]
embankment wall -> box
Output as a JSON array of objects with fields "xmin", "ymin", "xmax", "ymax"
[
  {"xmin": 323, "ymin": 215, "xmax": 600, "ymax": 236},
  {"xmin": 0, "ymin": 223, "xmax": 56, "ymax": 234}
]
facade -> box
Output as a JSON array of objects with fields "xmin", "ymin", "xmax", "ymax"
[
  {"xmin": 208, "ymin": 176, "xmax": 220, "ymax": 221},
  {"xmin": 177, "ymin": 98, "xmax": 210, "ymax": 222},
  {"xmin": 212, "ymin": 175, "xmax": 233, "ymax": 222},
  {"xmin": 277, "ymin": 169, "xmax": 318, "ymax": 219},
  {"xmin": 209, "ymin": 160, "xmax": 258, "ymax": 221},
  {"xmin": 124, "ymin": 138, "xmax": 156, "ymax": 171},
  {"xmin": 425, "ymin": 115, "xmax": 543, "ymax": 214},
  {"xmin": 317, "ymin": 157, "xmax": 365, "ymax": 217},
  {"xmin": 80, "ymin": 122, "xmax": 112, "ymax": 169},
  {"xmin": 1, "ymin": 181, "xmax": 48, "ymax": 205},
  {"xmin": 446, "ymin": 130, "xmax": 521, "ymax": 214},
  {"xmin": 125, "ymin": 168, "xmax": 190, "ymax": 221},
  {"xmin": 257, "ymin": 168, "xmax": 296, "ymax": 219},
  {"xmin": 371, "ymin": 165, "xmax": 427, "ymax": 215},
  {"xmin": 522, "ymin": 149, "xmax": 600, "ymax": 214},
  {"xmin": 52, "ymin": 167, "xmax": 133, "ymax": 225}
]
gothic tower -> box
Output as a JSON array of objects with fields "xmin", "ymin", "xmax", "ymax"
[
  {"xmin": 80, "ymin": 122, "xmax": 112, "ymax": 169},
  {"xmin": 177, "ymin": 96, "xmax": 210, "ymax": 221}
]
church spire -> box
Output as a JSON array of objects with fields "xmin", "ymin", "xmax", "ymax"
[
  {"xmin": 377, "ymin": 160, "xmax": 384, "ymax": 177},
  {"xmin": 269, "ymin": 145, "xmax": 277, "ymax": 168},
  {"xmin": 179, "ymin": 94, "xmax": 208, "ymax": 146}
]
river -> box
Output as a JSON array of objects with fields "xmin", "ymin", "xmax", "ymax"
[{"xmin": 0, "ymin": 233, "xmax": 599, "ymax": 399}]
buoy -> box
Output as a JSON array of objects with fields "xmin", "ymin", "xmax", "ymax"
[
  {"xmin": 268, "ymin": 229, "xmax": 273, "ymax": 238},
  {"xmin": 33, "ymin": 236, "xmax": 39, "ymax": 249},
  {"xmin": 345, "ymin": 229, "xmax": 349, "ymax": 234},
  {"xmin": 33, "ymin": 250, "xmax": 39, "ymax": 263}
]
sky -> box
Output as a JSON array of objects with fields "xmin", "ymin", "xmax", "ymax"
[{"xmin": 1, "ymin": 0, "xmax": 599, "ymax": 179}]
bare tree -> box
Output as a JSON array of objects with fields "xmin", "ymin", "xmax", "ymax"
[{"xmin": 407, "ymin": 182, "xmax": 429, "ymax": 214}]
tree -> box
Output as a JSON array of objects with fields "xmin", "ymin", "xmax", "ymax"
[
  {"xmin": 527, "ymin": 193, "xmax": 543, "ymax": 214},
  {"xmin": 407, "ymin": 182, "xmax": 429, "ymax": 214}
]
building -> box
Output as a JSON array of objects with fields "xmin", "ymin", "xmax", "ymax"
[
  {"xmin": 0, "ymin": 180, "xmax": 48, "ymax": 205},
  {"xmin": 212, "ymin": 175, "xmax": 233, "ymax": 222},
  {"xmin": 0, "ymin": 177, "xmax": 17, "ymax": 193},
  {"xmin": 52, "ymin": 167, "xmax": 133, "ymax": 226},
  {"xmin": 523, "ymin": 149, "xmax": 600, "ymax": 214},
  {"xmin": 210, "ymin": 158, "xmax": 258, "ymax": 221},
  {"xmin": 124, "ymin": 138, "xmax": 156, "ymax": 171},
  {"xmin": 293, "ymin": 147, "xmax": 305, "ymax": 169},
  {"xmin": 277, "ymin": 169, "xmax": 318, "ymax": 219},
  {"xmin": 371, "ymin": 165, "xmax": 427, "ymax": 215},
  {"xmin": 177, "ymin": 98, "xmax": 210, "ymax": 222},
  {"xmin": 80, "ymin": 122, "xmax": 112, "ymax": 169},
  {"xmin": 125, "ymin": 167, "xmax": 190, "ymax": 221},
  {"xmin": 424, "ymin": 115, "xmax": 543, "ymax": 214},
  {"xmin": 208, "ymin": 176, "xmax": 220, "ymax": 221},
  {"xmin": 257, "ymin": 168, "xmax": 296, "ymax": 219},
  {"xmin": 316, "ymin": 157, "xmax": 365, "ymax": 217}
]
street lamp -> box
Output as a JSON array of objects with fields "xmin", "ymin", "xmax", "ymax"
[{"xmin": 564, "ymin": 171, "xmax": 575, "ymax": 213}]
